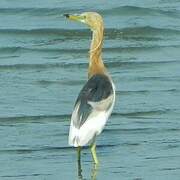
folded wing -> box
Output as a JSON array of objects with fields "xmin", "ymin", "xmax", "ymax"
[{"xmin": 73, "ymin": 74, "xmax": 114, "ymax": 128}]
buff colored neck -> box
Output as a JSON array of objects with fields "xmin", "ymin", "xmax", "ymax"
[{"xmin": 88, "ymin": 26, "xmax": 106, "ymax": 78}]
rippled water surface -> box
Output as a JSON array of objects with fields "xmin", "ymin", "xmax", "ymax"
[{"xmin": 0, "ymin": 0, "xmax": 180, "ymax": 179}]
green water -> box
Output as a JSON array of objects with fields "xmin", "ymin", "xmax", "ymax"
[{"xmin": 0, "ymin": 0, "xmax": 180, "ymax": 179}]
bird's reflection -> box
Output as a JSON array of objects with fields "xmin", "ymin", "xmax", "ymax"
[
  {"xmin": 90, "ymin": 164, "xmax": 98, "ymax": 180},
  {"xmin": 77, "ymin": 159, "xmax": 99, "ymax": 180},
  {"xmin": 77, "ymin": 159, "xmax": 83, "ymax": 180}
]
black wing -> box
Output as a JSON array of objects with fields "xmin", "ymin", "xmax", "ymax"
[{"xmin": 72, "ymin": 74, "xmax": 113, "ymax": 129}]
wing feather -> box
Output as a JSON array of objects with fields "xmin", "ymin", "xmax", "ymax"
[{"xmin": 71, "ymin": 74, "xmax": 114, "ymax": 129}]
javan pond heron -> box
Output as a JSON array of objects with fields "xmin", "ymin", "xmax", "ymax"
[{"xmin": 64, "ymin": 12, "xmax": 115, "ymax": 165}]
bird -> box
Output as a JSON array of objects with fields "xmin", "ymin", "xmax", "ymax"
[{"xmin": 64, "ymin": 12, "xmax": 115, "ymax": 165}]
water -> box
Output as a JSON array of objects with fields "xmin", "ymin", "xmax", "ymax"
[{"xmin": 0, "ymin": 0, "xmax": 180, "ymax": 179}]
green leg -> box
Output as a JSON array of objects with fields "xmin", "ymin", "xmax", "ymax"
[{"xmin": 90, "ymin": 143, "xmax": 99, "ymax": 165}]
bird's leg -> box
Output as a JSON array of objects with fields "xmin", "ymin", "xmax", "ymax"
[
  {"xmin": 90, "ymin": 143, "xmax": 99, "ymax": 165},
  {"xmin": 77, "ymin": 146, "xmax": 81, "ymax": 162},
  {"xmin": 77, "ymin": 146, "xmax": 83, "ymax": 179}
]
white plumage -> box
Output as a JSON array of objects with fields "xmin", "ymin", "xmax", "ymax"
[{"xmin": 69, "ymin": 81, "xmax": 115, "ymax": 147}]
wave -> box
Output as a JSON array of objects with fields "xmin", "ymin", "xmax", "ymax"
[
  {"xmin": 0, "ymin": 173, "xmax": 52, "ymax": 178},
  {"xmin": 0, "ymin": 59, "xmax": 178, "ymax": 71},
  {"xmin": 0, "ymin": 26, "xmax": 180, "ymax": 38},
  {"xmin": 0, "ymin": 60, "xmax": 178, "ymax": 71},
  {"xmin": 0, "ymin": 46, "xmax": 88, "ymax": 55},
  {"xmin": 0, "ymin": 62, "xmax": 88, "ymax": 71},
  {"xmin": 0, "ymin": 146, "xmax": 72, "ymax": 155},
  {"xmin": 118, "ymin": 26, "xmax": 180, "ymax": 38},
  {"xmin": 112, "ymin": 109, "xmax": 171, "ymax": 117},
  {"xmin": 105, "ymin": 127, "xmax": 155, "ymax": 134},
  {"xmin": 1, "ymin": 43, "xmax": 180, "ymax": 58},
  {"xmin": 105, "ymin": 126, "xmax": 180, "ymax": 135},
  {"xmin": 0, "ymin": 7, "xmax": 81, "ymax": 16},
  {"xmin": 0, "ymin": 109, "xmax": 170, "ymax": 124},
  {"xmin": 117, "ymin": 89, "xmax": 178, "ymax": 95},
  {"xmin": 0, "ymin": 6, "xmax": 180, "ymax": 19},
  {"xmin": 101, "ymin": 6, "xmax": 180, "ymax": 18},
  {"xmin": 36, "ymin": 79, "xmax": 85, "ymax": 86},
  {"xmin": 106, "ymin": 59, "xmax": 179, "ymax": 69},
  {"xmin": 0, "ymin": 28, "xmax": 91, "ymax": 37},
  {"xmin": 0, "ymin": 144, "xmax": 115, "ymax": 155},
  {"xmin": 0, "ymin": 114, "xmax": 70, "ymax": 124}
]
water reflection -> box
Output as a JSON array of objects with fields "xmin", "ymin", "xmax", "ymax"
[
  {"xmin": 77, "ymin": 159, "xmax": 83, "ymax": 180},
  {"xmin": 77, "ymin": 160, "xmax": 99, "ymax": 180},
  {"xmin": 90, "ymin": 164, "xmax": 98, "ymax": 180}
]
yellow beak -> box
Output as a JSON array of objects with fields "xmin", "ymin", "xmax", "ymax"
[{"xmin": 64, "ymin": 14, "xmax": 85, "ymax": 22}]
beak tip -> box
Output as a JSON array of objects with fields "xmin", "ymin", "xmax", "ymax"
[{"xmin": 64, "ymin": 14, "xmax": 70, "ymax": 18}]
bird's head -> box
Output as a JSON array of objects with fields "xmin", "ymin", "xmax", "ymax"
[{"xmin": 64, "ymin": 12, "xmax": 103, "ymax": 31}]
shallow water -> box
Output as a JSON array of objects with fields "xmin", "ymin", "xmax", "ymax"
[{"xmin": 0, "ymin": 0, "xmax": 180, "ymax": 179}]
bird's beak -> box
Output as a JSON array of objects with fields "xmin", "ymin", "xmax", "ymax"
[{"xmin": 64, "ymin": 14, "xmax": 85, "ymax": 23}]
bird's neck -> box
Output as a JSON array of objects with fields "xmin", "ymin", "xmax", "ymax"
[{"xmin": 88, "ymin": 27, "xmax": 106, "ymax": 78}]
